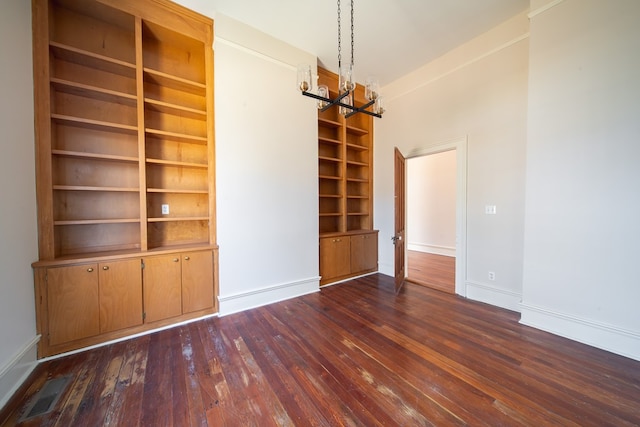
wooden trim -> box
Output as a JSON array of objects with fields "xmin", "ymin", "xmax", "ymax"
[
  {"xmin": 135, "ymin": 16, "xmax": 148, "ymax": 251},
  {"xmin": 98, "ymin": 0, "xmax": 213, "ymax": 43},
  {"xmin": 206, "ymin": 25, "xmax": 217, "ymax": 245},
  {"xmin": 31, "ymin": 243, "xmax": 219, "ymax": 268},
  {"xmin": 32, "ymin": 0, "xmax": 55, "ymax": 260}
]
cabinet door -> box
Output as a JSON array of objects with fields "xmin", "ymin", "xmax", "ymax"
[
  {"xmin": 99, "ymin": 259, "xmax": 143, "ymax": 333},
  {"xmin": 182, "ymin": 250, "xmax": 214, "ymax": 314},
  {"xmin": 350, "ymin": 233, "xmax": 378, "ymax": 274},
  {"xmin": 320, "ymin": 236, "xmax": 351, "ymax": 281},
  {"xmin": 143, "ymin": 254, "xmax": 182, "ymax": 323},
  {"xmin": 47, "ymin": 264, "xmax": 100, "ymax": 346}
]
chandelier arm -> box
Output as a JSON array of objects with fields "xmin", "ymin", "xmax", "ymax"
[
  {"xmin": 345, "ymin": 101, "xmax": 382, "ymax": 118},
  {"xmin": 301, "ymin": 90, "xmax": 380, "ymax": 117},
  {"xmin": 301, "ymin": 90, "xmax": 351, "ymax": 112}
]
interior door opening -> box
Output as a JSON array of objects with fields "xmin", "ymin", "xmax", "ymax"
[
  {"xmin": 406, "ymin": 150, "xmax": 456, "ymax": 294},
  {"xmin": 395, "ymin": 137, "xmax": 467, "ymax": 297}
]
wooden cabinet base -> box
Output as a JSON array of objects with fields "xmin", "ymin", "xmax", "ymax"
[
  {"xmin": 320, "ymin": 231, "xmax": 378, "ymax": 286},
  {"xmin": 33, "ymin": 247, "xmax": 218, "ymax": 358},
  {"xmin": 37, "ymin": 306, "xmax": 216, "ymax": 358}
]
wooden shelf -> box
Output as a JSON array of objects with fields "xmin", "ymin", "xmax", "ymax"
[
  {"xmin": 147, "ymin": 188, "xmax": 208, "ymax": 194},
  {"xmin": 52, "ymin": 149, "xmax": 138, "ymax": 163},
  {"xmin": 52, "ymin": 114, "xmax": 137, "ymax": 134},
  {"xmin": 50, "ymin": 42, "xmax": 136, "ymax": 78},
  {"xmin": 144, "ymin": 98, "xmax": 206, "ymax": 119},
  {"xmin": 54, "ymin": 218, "xmax": 140, "ymax": 225},
  {"xmin": 51, "ymin": 78, "xmax": 136, "ymax": 106},
  {"xmin": 346, "ymin": 142, "xmax": 369, "ymax": 151},
  {"xmin": 319, "ymin": 175, "xmax": 341, "ymax": 181},
  {"xmin": 146, "ymin": 158, "xmax": 207, "ymax": 168},
  {"xmin": 318, "ymin": 117, "xmax": 341, "ymax": 128},
  {"xmin": 143, "ymin": 68, "xmax": 206, "ymax": 96},
  {"xmin": 145, "ymin": 128, "xmax": 207, "ymax": 143},
  {"xmin": 319, "ymin": 156, "xmax": 341, "ymax": 163},
  {"xmin": 53, "ymin": 185, "xmax": 139, "ymax": 192},
  {"xmin": 347, "ymin": 159, "xmax": 368, "ymax": 166},
  {"xmin": 346, "ymin": 125, "xmax": 368, "ymax": 136},
  {"xmin": 147, "ymin": 216, "xmax": 209, "ymax": 222},
  {"xmin": 319, "ymin": 136, "xmax": 341, "ymax": 145}
]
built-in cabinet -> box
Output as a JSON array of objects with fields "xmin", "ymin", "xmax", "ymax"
[
  {"xmin": 319, "ymin": 231, "xmax": 378, "ymax": 284},
  {"xmin": 317, "ymin": 68, "xmax": 378, "ymax": 285},
  {"xmin": 31, "ymin": 0, "xmax": 217, "ymax": 357},
  {"xmin": 37, "ymin": 250, "xmax": 214, "ymax": 356}
]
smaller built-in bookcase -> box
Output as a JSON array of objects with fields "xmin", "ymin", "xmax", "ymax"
[
  {"xmin": 317, "ymin": 68, "xmax": 378, "ymax": 285},
  {"xmin": 31, "ymin": 0, "xmax": 218, "ymax": 357}
]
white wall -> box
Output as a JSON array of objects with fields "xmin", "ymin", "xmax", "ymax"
[
  {"xmin": 172, "ymin": 2, "xmax": 321, "ymax": 314},
  {"xmin": 208, "ymin": 14, "xmax": 320, "ymax": 314},
  {"xmin": 375, "ymin": 12, "xmax": 529, "ymax": 311},
  {"xmin": 521, "ymin": 0, "xmax": 640, "ymax": 360},
  {"xmin": 0, "ymin": 0, "xmax": 39, "ymax": 409},
  {"xmin": 407, "ymin": 151, "xmax": 456, "ymax": 257}
]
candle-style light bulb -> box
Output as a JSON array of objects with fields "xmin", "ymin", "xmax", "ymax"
[
  {"xmin": 365, "ymin": 77, "xmax": 379, "ymax": 101},
  {"xmin": 339, "ymin": 65, "xmax": 355, "ymax": 93},
  {"xmin": 374, "ymin": 96, "xmax": 385, "ymax": 115},
  {"xmin": 339, "ymin": 91, "xmax": 353, "ymax": 116},
  {"xmin": 317, "ymin": 85, "xmax": 329, "ymax": 109},
  {"xmin": 297, "ymin": 64, "xmax": 312, "ymax": 92}
]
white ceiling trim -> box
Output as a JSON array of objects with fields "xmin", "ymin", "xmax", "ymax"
[{"xmin": 528, "ymin": 0, "xmax": 567, "ymax": 19}]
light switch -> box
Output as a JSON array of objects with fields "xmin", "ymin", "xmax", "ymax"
[{"xmin": 485, "ymin": 205, "xmax": 497, "ymax": 215}]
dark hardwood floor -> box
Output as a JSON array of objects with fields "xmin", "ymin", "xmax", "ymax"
[
  {"xmin": 407, "ymin": 250, "xmax": 455, "ymax": 294},
  {"xmin": 2, "ymin": 274, "xmax": 639, "ymax": 426}
]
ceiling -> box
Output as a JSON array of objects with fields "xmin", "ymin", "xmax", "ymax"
[{"xmin": 205, "ymin": 0, "xmax": 529, "ymax": 86}]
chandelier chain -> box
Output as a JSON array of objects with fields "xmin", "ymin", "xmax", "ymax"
[
  {"xmin": 337, "ymin": 0, "xmax": 342, "ymax": 69},
  {"xmin": 350, "ymin": 0, "xmax": 354, "ymax": 68}
]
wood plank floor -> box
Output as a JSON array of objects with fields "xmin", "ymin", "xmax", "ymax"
[
  {"xmin": 2, "ymin": 274, "xmax": 639, "ymax": 426},
  {"xmin": 407, "ymin": 250, "xmax": 455, "ymax": 294}
]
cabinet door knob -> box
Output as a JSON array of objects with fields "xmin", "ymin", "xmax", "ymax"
[
  {"xmin": 184, "ymin": 256, "xmax": 190, "ymax": 261},
  {"xmin": 173, "ymin": 258, "xmax": 179, "ymax": 262},
  {"xmin": 86, "ymin": 267, "xmax": 94, "ymax": 272},
  {"xmin": 102, "ymin": 266, "xmax": 109, "ymax": 271}
]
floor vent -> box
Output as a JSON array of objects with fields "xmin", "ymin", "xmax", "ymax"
[{"xmin": 18, "ymin": 376, "xmax": 71, "ymax": 422}]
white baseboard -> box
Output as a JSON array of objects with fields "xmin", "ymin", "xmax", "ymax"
[
  {"xmin": 465, "ymin": 281, "xmax": 522, "ymax": 312},
  {"xmin": 520, "ymin": 303, "xmax": 640, "ymax": 362},
  {"xmin": 0, "ymin": 335, "xmax": 40, "ymax": 411},
  {"xmin": 218, "ymin": 276, "xmax": 320, "ymax": 316},
  {"xmin": 407, "ymin": 243, "xmax": 456, "ymax": 257}
]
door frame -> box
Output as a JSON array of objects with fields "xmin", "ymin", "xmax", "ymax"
[{"xmin": 404, "ymin": 136, "xmax": 467, "ymax": 296}]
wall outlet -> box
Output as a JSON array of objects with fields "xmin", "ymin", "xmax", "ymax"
[
  {"xmin": 488, "ymin": 271, "xmax": 495, "ymax": 281},
  {"xmin": 161, "ymin": 204, "xmax": 170, "ymax": 215}
]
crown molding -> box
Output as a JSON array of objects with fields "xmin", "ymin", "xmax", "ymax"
[{"xmin": 528, "ymin": 0, "xmax": 567, "ymax": 19}]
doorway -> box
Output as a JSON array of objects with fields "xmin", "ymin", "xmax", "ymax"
[
  {"xmin": 406, "ymin": 150, "xmax": 456, "ymax": 293},
  {"xmin": 400, "ymin": 137, "xmax": 467, "ymax": 296}
]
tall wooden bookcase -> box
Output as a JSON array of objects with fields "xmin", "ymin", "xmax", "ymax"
[
  {"xmin": 317, "ymin": 68, "xmax": 378, "ymax": 285},
  {"xmin": 31, "ymin": 0, "xmax": 218, "ymax": 357}
]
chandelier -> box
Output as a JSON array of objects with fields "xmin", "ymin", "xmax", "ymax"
[{"xmin": 297, "ymin": 0, "xmax": 384, "ymax": 118}]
